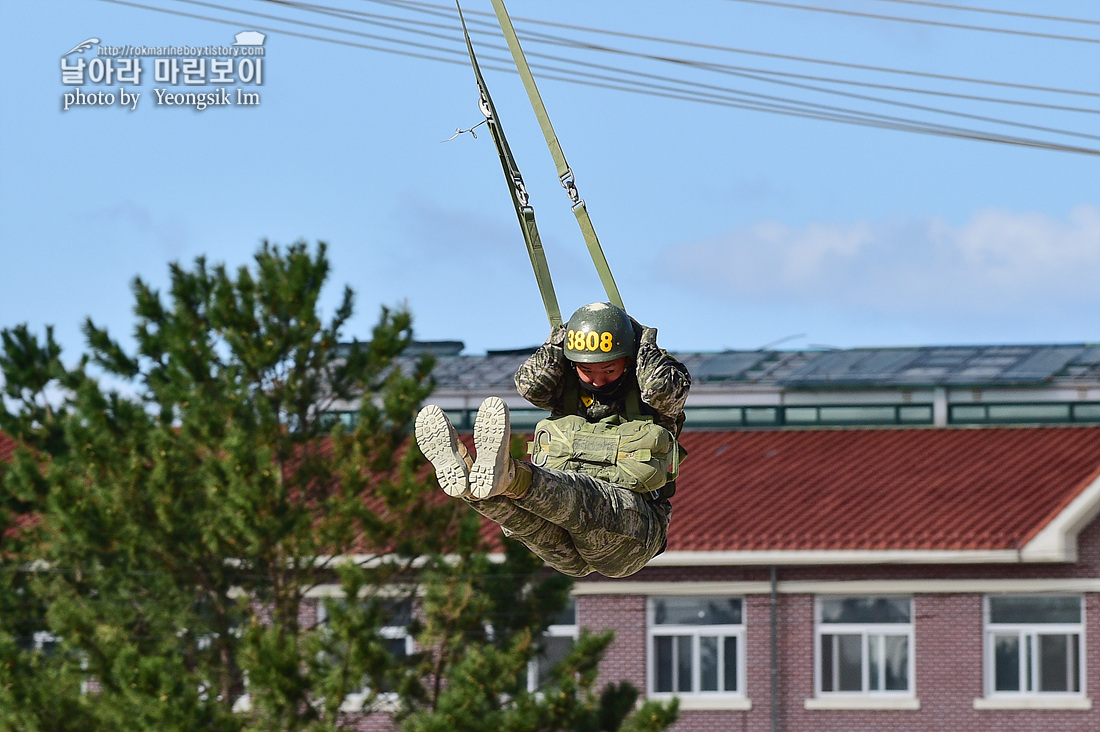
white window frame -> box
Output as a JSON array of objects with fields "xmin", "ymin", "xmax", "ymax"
[
  {"xmin": 527, "ymin": 598, "xmax": 578, "ymax": 692},
  {"xmin": 29, "ymin": 630, "xmax": 59, "ymax": 654},
  {"xmin": 814, "ymin": 596, "xmax": 915, "ymax": 698},
  {"xmin": 646, "ymin": 596, "xmax": 746, "ymax": 700},
  {"xmin": 983, "ymin": 594, "xmax": 1086, "ymax": 699}
]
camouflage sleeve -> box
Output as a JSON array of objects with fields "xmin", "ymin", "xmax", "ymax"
[
  {"xmin": 514, "ymin": 324, "xmax": 569, "ymax": 410},
  {"xmin": 634, "ymin": 325, "xmax": 691, "ymax": 426}
]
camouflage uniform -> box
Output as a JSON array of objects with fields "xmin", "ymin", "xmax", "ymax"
[{"xmin": 467, "ymin": 322, "xmax": 691, "ymax": 577}]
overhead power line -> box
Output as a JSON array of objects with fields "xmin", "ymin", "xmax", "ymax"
[
  {"xmin": 229, "ymin": 0, "xmax": 1100, "ymax": 141},
  {"xmin": 370, "ymin": 0, "xmax": 1100, "ymax": 98},
  {"xmin": 724, "ymin": 0, "xmax": 1100, "ymax": 44},
  {"xmin": 255, "ymin": 0, "xmax": 1100, "ymax": 126},
  {"xmin": 533, "ymin": 34, "xmax": 1099, "ymax": 116},
  {"xmin": 97, "ymin": 0, "xmax": 1100, "ymax": 156},
  {"xmin": 100, "ymin": 0, "xmax": 476, "ymax": 64},
  {"xmin": 506, "ymin": 28, "xmax": 1100, "ymax": 140},
  {"xmin": 277, "ymin": 0, "xmax": 1100, "ymax": 147},
  {"xmin": 341, "ymin": 0, "xmax": 1098, "ymax": 115},
  {"xmin": 866, "ymin": 0, "xmax": 1100, "ymax": 27}
]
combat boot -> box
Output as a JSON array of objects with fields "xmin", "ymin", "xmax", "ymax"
[
  {"xmin": 470, "ymin": 397, "xmax": 531, "ymax": 500},
  {"xmin": 415, "ymin": 405, "xmax": 471, "ymax": 498}
]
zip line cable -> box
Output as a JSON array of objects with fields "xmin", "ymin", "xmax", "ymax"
[
  {"xmin": 126, "ymin": 0, "xmax": 1100, "ymax": 154},
  {"xmin": 225, "ymin": 0, "xmax": 1100, "ymax": 141},
  {"xmin": 261, "ymin": 0, "xmax": 1100, "ymax": 117},
  {"xmin": 866, "ymin": 0, "xmax": 1100, "ymax": 27},
  {"xmin": 723, "ymin": 0, "xmax": 1100, "ymax": 44},
  {"xmin": 204, "ymin": 0, "xmax": 1100, "ymax": 122},
  {"xmin": 466, "ymin": 31, "xmax": 1100, "ymax": 144},
  {"xmin": 517, "ymin": 70, "xmax": 1100, "ymax": 156},
  {"xmin": 368, "ymin": 0, "xmax": 1100, "ymax": 99},
  {"xmin": 229, "ymin": 0, "xmax": 1100, "ymax": 144},
  {"xmin": 100, "ymin": 0, "xmax": 488, "ymax": 65},
  {"xmin": 512, "ymin": 25, "xmax": 1099, "ymax": 116},
  {"xmin": 500, "ymin": 29, "xmax": 1100, "ymax": 141},
  {"xmin": 159, "ymin": 0, "xmax": 485, "ymax": 60},
  {"xmin": 250, "ymin": 0, "xmax": 1100, "ymax": 146},
  {"xmin": 98, "ymin": 0, "xmax": 1100, "ymax": 155},
  {"xmin": 250, "ymin": 0, "xmax": 1100, "ymax": 142}
]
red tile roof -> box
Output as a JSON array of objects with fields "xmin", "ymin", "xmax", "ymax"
[
  {"xmin": 7, "ymin": 425, "xmax": 1099, "ymax": 558},
  {"xmin": 669, "ymin": 426, "xmax": 1100, "ymax": 553},
  {"xmin": 0, "ymin": 431, "xmax": 16, "ymax": 464},
  {"xmin": 0, "ymin": 432, "xmax": 39, "ymax": 540}
]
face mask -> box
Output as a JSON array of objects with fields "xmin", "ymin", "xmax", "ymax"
[{"xmin": 578, "ymin": 368, "xmax": 631, "ymax": 398}]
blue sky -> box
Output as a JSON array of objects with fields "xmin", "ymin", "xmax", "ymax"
[{"xmin": 2, "ymin": 0, "xmax": 1097, "ymax": 358}]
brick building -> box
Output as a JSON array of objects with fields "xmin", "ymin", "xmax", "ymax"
[
  {"xmin": 570, "ymin": 425, "xmax": 1100, "ymax": 731},
  {"xmin": 368, "ymin": 342, "xmax": 1100, "ymax": 731},
  {"xmin": 9, "ymin": 341, "xmax": 1100, "ymax": 731}
]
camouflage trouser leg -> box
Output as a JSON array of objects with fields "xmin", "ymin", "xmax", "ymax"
[
  {"xmin": 469, "ymin": 465, "xmax": 671, "ymax": 578},
  {"xmin": 465, "ymin": 497, "xmax": 594, "ymax": 577},
  {"xmin": 519, "ymin": 465, "xmax": 671, "ymax": 578}
]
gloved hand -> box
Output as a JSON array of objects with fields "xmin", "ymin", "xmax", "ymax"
[
  {"xmin": 547, "ymin": 323, "xmax": 568, "ymax": 365},
  {"xmin": 626, "ymin": 314, "xmax": 658, "ymax": 347}
]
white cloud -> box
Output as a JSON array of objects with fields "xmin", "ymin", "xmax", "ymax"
[{"xmin": 658, "ymin": 205, "xmax": 1100, "ymax": 316}]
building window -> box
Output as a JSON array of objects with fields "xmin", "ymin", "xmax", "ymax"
[
  {"xmin": 815, "ymin": 596, "xmax": 913, "ymax": 696},
  {"xmin": 318, "ymin": 410, "xmax": 358, "ymax": 429},
  {"xmin": 1074, "ymin": 403, "xmax": 1100, "ymax": 421},
  {"xmin": 376, "ymin": 597, "xmax": 415, "ymax": 664},
  {"xmin": 648, "ymin": 597, "xmax": 744, "ymax": 696},
  {"xmin": 898, "ymin": 405, "xmax": 934, "ymax": 423},
  {"xmin": 950, "ymin": 402, "xmax": 1097, "ymax": 425},
  {"xmin": 508, "ymin": 409, "xmax": 552, "ymax": 430},
  {"xmin": 744, "ymin": 407, "xmax": 779, "ymax": 425},
  {"xmin": 318, "ymin": 596, "xmax": 415, "ymax": 662},
  {"xmin": 984, "ymin": 595, "xmax": 1083, "ymax": 696},
  {"xmin": 17, "ymin": 630, "xmax": 59, "ymax": 656},
  {"xmin": 528, "ymin": 598, "xmax": 577, "ymax": 691},
  {"xmin": 784, "ymin": 405, "xmax": 933, "ymax": 427},
  {"xmin": 317, "ymin": 595, "xmax": 415, "ymax": 704}
]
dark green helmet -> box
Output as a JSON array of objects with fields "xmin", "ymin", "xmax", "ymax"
[{"xmin": 563, "ymin": 302, "xmax": 635, "ymax": 363}]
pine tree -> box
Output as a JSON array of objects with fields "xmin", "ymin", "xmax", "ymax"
[
  {"xmin": 0, "ymin": 242, "xmax": 458, "ymax": 731},
  {"xmin": 399, "ymin": 532, "xmax": 678, "ymax": 732},
  {"xmin": 0, "ymin": 241, "xmax": 678, "ymax": 732},
  {"xmin": 0, "ymin": 325, "xmax": 98, "ymax": 730}
]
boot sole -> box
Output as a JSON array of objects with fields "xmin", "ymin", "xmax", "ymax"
[
  {"xmin": 470, "ymin": 396, "xmax": 510, "ymax": 500},
  {"xmin": 415, "ymin": 405, "xmax": 469, "ymax": 498}
]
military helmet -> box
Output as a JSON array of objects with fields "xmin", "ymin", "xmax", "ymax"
[{"xmin": 563, "ymin": 302, "xmax": 635, "ymax": 363}]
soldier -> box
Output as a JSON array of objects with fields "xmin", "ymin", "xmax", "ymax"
[{"xmin": 415, "ymin": 303, "xmax": 691, "ymax": 578}]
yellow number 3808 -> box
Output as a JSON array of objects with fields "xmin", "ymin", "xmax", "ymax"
[{"xmin": 566, "ymin": 329, "xmax": 614, "ymax": 353}]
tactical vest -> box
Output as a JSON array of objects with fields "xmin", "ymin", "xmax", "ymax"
[{"xmin": 527, "ymin": 375, "xmax": 683, "ymax": 498}]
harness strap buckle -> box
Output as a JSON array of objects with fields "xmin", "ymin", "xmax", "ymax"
[
  {"xmin": 513, "ymin": 177, "xmax": 530, "ymax": 207},
  {"xmin": 560, "ymin": 171, "xmax": 580, "ymax": 205},
  {"xmin": 531, "ymin": 427, "xmax": 551, "ymax": 468}
]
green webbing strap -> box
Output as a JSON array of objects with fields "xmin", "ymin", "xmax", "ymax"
[
  {"xmin": 457, "ymin": 3, "xmax": 562, "ymax": 327},
  {"xmin": 488, "ymin": 0, "xmax": 626, "ymax": 312},
  {"xmin": 625, "ymin": 386, "xmax": 644, "ymax": 422}
]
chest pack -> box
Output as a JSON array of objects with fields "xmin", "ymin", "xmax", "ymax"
[
  {"xmin": 528, "ymin": 414, "xmax": 680, "ymax": 495},
  {"xmin": 527, "ymin": 377, "xmax": 682, "ymax": 495}
]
